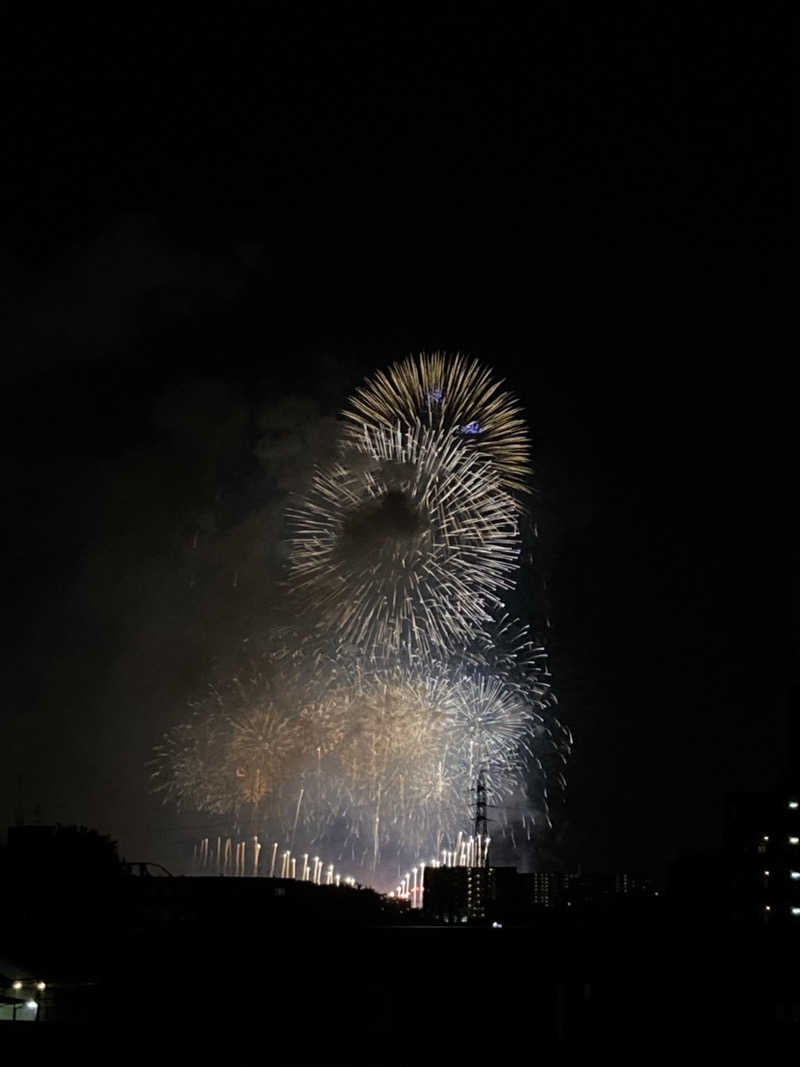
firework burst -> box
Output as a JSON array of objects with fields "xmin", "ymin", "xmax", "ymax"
[
  {"xmin": 227, "ymin": 694, "xmax": 301, "ymax": 807},
  {"xmin": 152, "ymin": 353, "xmax": 570, "ymax": 882},
  {"xmin": 151, "ymin": 649, "xmax": 340, "ymax": 833},
  {"xmin": 456, "ymin": 614, "xmax": 571, "ymax": 821},
  {"xmin": 153, "ymin": 645, "xmax": 566, "ymax": 874},
  {"xmin": 445, "ymin": 672, "xmax": 534, "ymax": 802},
  {"xmin": 324, "ymin": 664, "xmax": 459, "ymax": 866},
  {"xmin": 299, "ymin": 658, "xmax": 547, "ymax": 869},
  {"xmin": 287, "ymin": 423, "xmax": 520, "ymax": 655},
  {"xmin": 342, "ymin": 351, "xmax": 531, "ymax": 495},
  {"xmin": 151, "ymin": 699, "xmax": 241, "ymax": 816}
]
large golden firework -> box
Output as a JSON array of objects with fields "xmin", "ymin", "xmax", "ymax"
[{"xmin": 342, "ymin": 351, "xmax": 531, "ymax": 496}]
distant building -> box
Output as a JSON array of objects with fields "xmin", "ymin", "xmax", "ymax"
[
  {"xmin": 564, "ymin": 872, "xmax": 614, "ymax": 912},
  {"xmin": 667, "ymin": 788, "xmax": 800, "ymax": 925},
  {"xmin": 564, "ymin": 872, "xmax": 655, "ymax": 913},
  {"xmin": 422, "ymin": 866, "xmax": 516, "ymax": 923},
  {"xmin": 422, "ymin": 866, "xmax": 654, "ymax": 923},
  {"xmin": 518, "ymin": 871, "xmax": 568, "ymax": 910},
  {"xmin": 724, "ymin": 788, "xmax": 800, "ymax": 926}
]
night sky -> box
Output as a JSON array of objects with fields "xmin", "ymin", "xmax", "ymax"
[{"xmin": 3, "ymin": 11, "xmax": 787, "ymax": 881}]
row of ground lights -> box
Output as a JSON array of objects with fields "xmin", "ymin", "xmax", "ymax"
[
  {"xmin": 11, "ymin": 979, "xmax": 46, "ymax": 1013},
  {"xmin": 764, "ymin": 798, "xmax": 799, "ymax": 917}
]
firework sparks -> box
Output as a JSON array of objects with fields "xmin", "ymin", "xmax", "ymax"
[
  {"xmin": 293, "ymin": 658, "xmax": 550, "ymax": 869},
  {"xmin": 287, "ymin": 423, "xmax": 520, "ymax": 655},
  {"xmin": 152, "ymin": 650, "xmax": 556, "ymax": 873},
  {"xmin": 342, "ymin": 351, "xmax": 531, "ymax": 496},
  {"xmin": 446, "ymin": 673, "xmax": 533, "ymax": 802},
  {"xmin": 151, "ymin": 702, "xmax": 240, "ymax": 816},
  {"xmin": 151, "ymin": 647, "xmax": 341, "ymax": 836},
  {"xmin": 323, "ymin": 664, "xmax": 460, "ymax": 867},
  {"xmin": 152, "ymin": 353, "xmax": 570, "ymax": 883}
]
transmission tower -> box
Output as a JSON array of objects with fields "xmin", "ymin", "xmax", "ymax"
[{"xmin": 474, "ymin": 770, "xmax": 488, "ymax": 842}]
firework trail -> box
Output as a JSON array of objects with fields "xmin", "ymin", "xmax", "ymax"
[
  {"xmin": 287, "ymin": 423, "xmax": 520, "ymax": 655},
  {"xmin": 342, "ymin": 351, "xmax": 531, "ymax": 496}
]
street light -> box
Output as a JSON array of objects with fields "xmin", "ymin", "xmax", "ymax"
[{"xmin": 9, "ymin": 979, "xmax": 46, "ymax": 1022}]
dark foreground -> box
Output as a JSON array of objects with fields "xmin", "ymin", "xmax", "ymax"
[{"xmin": 2, "ymin": 879, "xmax": 797, "ymax": 1062}]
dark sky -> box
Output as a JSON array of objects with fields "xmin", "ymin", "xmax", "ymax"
[{"xmin": 2, "ymin": 10, "xmax": 787, "ymax": 879}]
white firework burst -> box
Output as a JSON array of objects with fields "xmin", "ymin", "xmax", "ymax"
[{"xmin": 286, "ymin": 423, "xmax": 521, "ymax": 655}]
